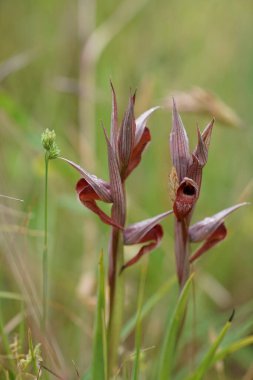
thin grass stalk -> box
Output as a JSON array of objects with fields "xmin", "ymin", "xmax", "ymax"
[{"xmin": 42, "ymin": 153, "xmax": 49, "ymax": 331}]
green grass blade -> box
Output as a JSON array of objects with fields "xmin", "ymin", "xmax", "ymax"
[
  {"xmin": 121, "ymin": 276, "xmax": 176, "ymax": 341},
  {"xmin": 212, "ymin": 335, "xmax": 253, "ymax": 363},
  {"xmin": 158, "ymin": 274, "xmax": 194, "ymax": 380},
  {"xmin": 131, "ymin": 263, "xmax": 148, "ymax": 380},
  {"xmin": 91, "ymin": 252, "xmax": 107, "ymax": 380},
  {"xmin": 0, "ymin": 291, "xmax": 23, "ymax": 301},
  {"xmin": 185, "ymin": 312, "xmax": 234, "ymax": 380}
]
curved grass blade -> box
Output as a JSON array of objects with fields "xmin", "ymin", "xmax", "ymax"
[
  {"xmin": 0, "ymin": 291, "xmax": 23, "ymax": 301},
  {"xmin": 91, "ymin": 252, "xmax": 107, "ymax": 380},
  {"xmin": 185, "ymin": 311, "xmax": 234, "ymax": 380},
  {"xmin": 158, "ymin": 274, "xmax": 194, "ymax": 380},
  {"xmin": 213, "ymin": 335, "xmax": 253, "ymax": 364},
  {"xmin": 121, "ymin": 276, "xmax": 176, "ymax": 341}
]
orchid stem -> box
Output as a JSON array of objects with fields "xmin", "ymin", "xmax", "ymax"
[
  {"xmin": 107, "ymin": 230, "xmax": 125, "ymax": 378},
  {"xmin": 42, "ymin": 153, "xmax": 49, "ymax": 331}
]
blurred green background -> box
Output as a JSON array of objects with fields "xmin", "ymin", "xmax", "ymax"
[{"xmin": 0, "ymin": 1, "xmax": 252, "ymax": 378}]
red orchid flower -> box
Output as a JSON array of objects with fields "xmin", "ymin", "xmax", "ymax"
[
  {"xmin": 62, "ymin": 85, "xmax": 172, "ymax": 285},
  {"xmin": 169, "ymin": 100, "xmax": 247, "ymax": 287}
]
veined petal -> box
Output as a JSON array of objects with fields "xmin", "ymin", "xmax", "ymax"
[
  {"xmin": 104, "ymin": 129, "xmax": 126, "ymax": 226},
  {"xmin": 170, "ymin": 99, "xmax": 191, "ymax": 182},
  {"xmin": 187, "ymin": 120, "xmax": 214, "ymax": 192},
  {"xmin": 190, "ymin": 224, "xmax": 227, "ymax": 263},
  {"xmin": 194, "ymin": 127, "xmax": 208, "ymax": 166},
  {"xmin": 124, "ymin": 127, "xmax": 151, "ymax": 179},
  {"xmin": 189, "ymin": 202, "xmax": 248, "ymax": 243},
  {"xmin": 173, "ymin": 178, "xmax": 198, "ymax": 221},
  {"xmin": 124, "ymin": 210, "xmax": 173, "ymax": 244},
  {"xmin": 135, "ymin": 106, "xmax": 160, "ymax": 145},
  {"xmin": 60, "ymin": 157, "xmax": 112, "ymax": 202},
  {"xmin": 118, "ymin": 94, "xmax": 136, "ymax": 175},
  {"xmin": 121, "ymin": 210, "xmax": 172, "ymax": 271},
  {"xmin": 202, "ymin": 118, "xmax": 215, "ymax": 150},
  {"xmin": 121, "ymin": 225, "xmax": 163, "ymax": 272},
  {"xmin": 110, "ymin": 81, "xmax": 119, "ymax": 155},
  {"xmin": 76, "ymin": 178, "xmax": 121, "ymax": 228}
]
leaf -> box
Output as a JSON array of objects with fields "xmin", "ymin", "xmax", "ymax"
[
  {"xmin": 213, "ymin": 335, "xmax": 253, "ymax": 364},
  {"xmin": 158, "ymin": 274, "xmax": 194, "ymax": 380},
  {"xmin": 170, "ymin": 99, "xmax": 191, "ymax": 182},
  {"xmin": 185, "ymin": 311, "xmax": 234, "ymax": 380},
  {"xmin": 121, "ymin": 211, "xmax": 172, "ymax": 271},
  {"xmin": 91, "ymin": 252, "xmax": 107, "ymax": 380}
]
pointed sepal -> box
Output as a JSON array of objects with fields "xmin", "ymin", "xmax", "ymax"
[
  {"xmin": 60, "ymin": 157, "xmax": 112, "ymax": 202},
  {"xmin": 170, "ymin": 99, "xmax": 191, "ymax": 182},
  {"xmin": 121, "ymin": 210, "xmax": 172, "ymax": 271},
  {"xmin": 189, "ymin": 202, "xmax": 248, "ymax": 262},
  {"xmin": 118, "ymin": 94, "xmax": 136, "ymax": 176},
  {"xmin": 76, "ymin": 178, "xmax": 121, "ymax": 229}
]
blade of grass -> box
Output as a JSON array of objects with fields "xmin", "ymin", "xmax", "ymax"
[
  {"xmin": 121, "ymin": 275, "xmax": 176, "ymax": 341},
  {"xmin": 0, "ymin": 291, "xmax": 23, "ymax": 301},
  {"xmin": 131, "ymin": 261, "xmax": 148, "ymax": 380},
  {"xmin": 213, "ymin": 335, "xmax": 253, "ymax": 363},
  {"xmin": 91, "ymin": 251, "xmax": 107, "ymax": 380},
  {"xmin": 158, "ymin": 274, "xmax": 194, "ymax": 380},
  {"xmin": 185, "ymin": 310, "xmax": 234, "ymax": 380}
]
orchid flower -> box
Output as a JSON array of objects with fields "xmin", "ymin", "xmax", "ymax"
[
  {"xmin": 62, "ymin": 84, "xmax": 172, "ymax": 284},
  {"xmin": 169, "ymin": 100, "xmax": 247, "ymax": 287}
]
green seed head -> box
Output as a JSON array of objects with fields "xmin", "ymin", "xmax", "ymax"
[{"xmin": 41, "ymin": 128, "xmax": 60, "ymax": 159}]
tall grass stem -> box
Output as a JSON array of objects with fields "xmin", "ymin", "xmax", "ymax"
[{"xmin": 42, "ymin": 154, "xmax": 49, "ymax": 330}]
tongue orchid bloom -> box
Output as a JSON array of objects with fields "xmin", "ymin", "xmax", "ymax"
[
  {"xmin": 169, "ymin": 99, "xmax": 247, "ymax": 287},
  {"xmin": 62, "ymin": 84, "xmax": 172, "ymax": 281}
]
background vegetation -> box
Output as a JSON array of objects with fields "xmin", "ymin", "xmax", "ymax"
[{"xmin": 0, "ymin": 1, "xmax": 252, "ymax": 379}]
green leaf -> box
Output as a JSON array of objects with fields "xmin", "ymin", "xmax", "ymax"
[
  {"xmin": 91, "ymin": 252, "xmax": 107, "ymax": 380},
  {"xmin": 213, "ymin": 335, "xmax": 253, "ymax": 364},
  {"xmin": 185, "ymin": 311, "xmax": 234, "ymax": 380},
  {"xmin": 0, "ymin": 291, "xmax": 23, "ymax": 301},
  {"xmin": 158, "ymin": 274, "xmax": 194, "ymax": 380},
  {"xmin": 121, "ymin": 276, "xmax": 176, "ymax": 341}
]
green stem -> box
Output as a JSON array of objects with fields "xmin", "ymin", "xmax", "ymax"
[
  {"xmin": 107, "ymin": 230, "xmax": 124, "ymax": 379},
  {"xmin": 132, "ymin": 261, "xmax": 148, "ymax": 380},
  {"xmin": 42, "ymin": 154, "xmax": 49, "ymax": 330}
]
